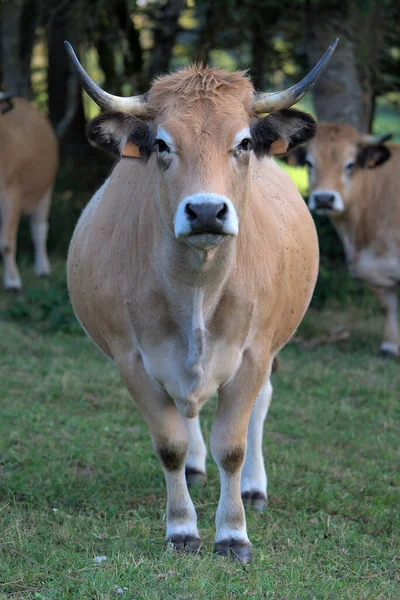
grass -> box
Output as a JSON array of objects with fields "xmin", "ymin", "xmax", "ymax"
[{"xmin": 0, "ymin": 260, "xmax": 399, "ymax": 599}]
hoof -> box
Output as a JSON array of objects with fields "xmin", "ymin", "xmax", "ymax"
[
  {"xmin": 380, "ymin": 343, "xmax": 399, "ymax": 360},
  {"xmin": 380, "ymin": 349, "xmax": 398, "ymax": 360},
  {"xmin": 165, "ymin": 534, "xmax": 201, "ymax": 553},
  {"xmin": 214, "ymin": 538, "xmax": 252, "ymax": 564},
  {"xmin": 5, "ymin": 285, "xmax": 21, "ymax": 295},
  {"xmin": 242, "ymin": 490, "xmax": 268, "ymax": 512},
  {"xmin": 185, "ymin": 466, "xmax": 207, "ymax": 486}
]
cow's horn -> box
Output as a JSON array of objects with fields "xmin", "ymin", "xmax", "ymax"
[
  {"xmin": 64, "ymin": 41, "xmax": 150, "ymax": 118},
  {"xmin": 252, "ymin": 39, "xmax": 339, "ymax": 114},
  {"xmin": 359, "ymin": 133, "xmax": 392, "ymax": 145}
]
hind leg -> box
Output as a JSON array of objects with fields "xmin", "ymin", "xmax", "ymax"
[
  {"xmin": 0, "ymin": 191, "xmax": 22, "ymax": 291},
  {"xmin": 241, "ymin": 376, "xmax": 272, "ymax": 511},
  {"xmin": 30, "ymin": 188, "xmax": 52, "ymax": 277},
  {"xmin": 185, "ymin": 416, "xmax": 207, "ymax": 486}
]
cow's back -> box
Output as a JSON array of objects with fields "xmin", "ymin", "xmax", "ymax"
[{"xmin": 0, "ymin": 98, "xmax": 58, "ymax": 213}]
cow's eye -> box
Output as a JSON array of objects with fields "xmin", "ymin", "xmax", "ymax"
[
  {"xmin": 155, "ymin": 139, "xmax": 170, "ymax": 153},
  {"xmin": 345, "ymin": 160, "xmax": 355, "ymax": 175},
  {"xmin": 235, "ymin": 138, "xmax": 252, "ymax": 157}
]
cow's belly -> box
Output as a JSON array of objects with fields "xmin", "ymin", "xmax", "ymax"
[
  {"xmin": 350, "ymin": 248, "xmax": 400, "ymax": 288},
  {"xmin": 138, "ymin": 337, "xmax": 244, "ymax": 417}
]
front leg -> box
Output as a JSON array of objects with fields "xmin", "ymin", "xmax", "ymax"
[
  {"xmin": 371, "ymin": 287, "xmax": 400, "ymax": 358},
  {"xmin": 211, "ymin": 350, "xmax": 269, "ymax": 564},
  {"xmin": 116, "ymin": 352, "xmax": 200, "ymax": 551}
]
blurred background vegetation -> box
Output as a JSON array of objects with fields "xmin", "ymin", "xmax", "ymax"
[{"xmin": 0, "ymin": 0, "xmax": 399, "ymax": 327}]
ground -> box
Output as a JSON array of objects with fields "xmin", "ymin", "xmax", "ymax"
[{"xmin": 0, "ymin": 262, "xmax": 399, "ymax": 600}]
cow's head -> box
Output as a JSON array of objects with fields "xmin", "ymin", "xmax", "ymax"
[
  {"xmin": 285, "ymin": 123, "xmax": 392, "ymax": 216},
  {"xmin": 65, "ymin": 41, "xmax": 337, "ymax": 250}
]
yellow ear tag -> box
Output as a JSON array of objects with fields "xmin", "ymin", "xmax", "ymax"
[
  {"xmin": 122, "ymin": 142, "xmax": 141, "ymax": 158},
  {"xmin": 269, "ymin": 139, "xmax": 289, "ymax": 155}
]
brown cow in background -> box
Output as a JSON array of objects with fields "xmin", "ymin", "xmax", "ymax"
[
  {"xmin": 0, "ymin": 94, "xmax": 58, "ymax": 291},
  {"xmin": 287, "ymin": 123, "xmax": 400, "ymax": 358}
]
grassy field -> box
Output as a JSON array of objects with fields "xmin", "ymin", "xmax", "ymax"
[{"xmin": 0, "ymin": 262, "xmax": 399, "ymax": 599}]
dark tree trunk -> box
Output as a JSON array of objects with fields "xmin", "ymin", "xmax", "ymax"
[
  {"xmin": 1, "ymin": 0, "xmax": 37, "ymax": 97},
  {"xmin": 305, "ymin": 1, "xmax": 384, "ymax": 133},
  {"xmin": 46, "ymin": 5, "xmax": 89, "ymax": 160},
  {"xmin": 192, "ymin": 1, "xmax": 222, "ymax": 65},
  {"xmin": 148, "ymin": 0, "xmax": 185, "ymax": 80}
]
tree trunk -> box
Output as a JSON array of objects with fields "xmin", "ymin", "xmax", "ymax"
[
  {"xmin": 1, "ymin": 0, "xmax": 36, "ymax": 97},
  {"xmin": 304, "ymin": 1, "xmax": 381, "ymax": 133},
  {"xmin": 46, "ymin": 5, "xmax": 89, "ymax": 160},
  {"xmin": 148, "ymin": 0, "xmax": 185, "ymax": 80}
]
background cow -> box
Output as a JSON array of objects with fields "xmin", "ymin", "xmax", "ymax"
[
  {"xmin": 66, "ymin": 41, "xmax": 336, "ymax": 562},
  {"xmin": 286, "ymin": 123, "xmax": 400, "ymax": 358},
  {"xmin": 0, "ymin": 94, "xmax": 58, "ymax": 291}
]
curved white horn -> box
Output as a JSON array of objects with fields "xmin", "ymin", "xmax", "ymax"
[
  {"xmin": 64, "ymin": 41, "xmax": 150, "ymax": 118},
  {"xmin": 252, "ymin": 39, "xmax": 339, "ymax": 114}
]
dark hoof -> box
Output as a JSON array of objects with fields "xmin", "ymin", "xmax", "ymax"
[
  {"xmin": 242, "ymin": 490, "xmax": 268, "ymax": 512},
  {"xmin": 214, "ymin": 538, "xmax": 252, "ymax": 564},
  {"xmin": 185, "ymin": 466, "xmax": 207, "ymax": 486},
  {"xmin": 5, "ymin": 286, "xmax": 21, "ymax": 295},
  {"xmin": 165, "ymin": 534, "xmax": 201, "ymax": 553},
  {"xmin": 380, "ymin": 349, "xmax": 398, "ymax": 360}
]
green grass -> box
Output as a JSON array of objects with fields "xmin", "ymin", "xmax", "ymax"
[{"xmin": 0, "ymin": 261, "xmax": 399, "ymax": 599}]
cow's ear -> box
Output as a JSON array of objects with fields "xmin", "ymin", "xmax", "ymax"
[
  {"xmin": 251, "ymin": 109, "xmax": 316, "ymax": 158},
  {"xmin": 86, "ymin": 112, "xmax": 154, "ymax": 160},
  {"xmin": 356, "ymin": 144, "xmax": 391, "ymax": 169},
  {"xmin": 280, "ymin": 146, "xmax": 308, "ymax": 167}
]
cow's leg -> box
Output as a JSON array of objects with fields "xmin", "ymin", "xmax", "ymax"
[
  {"xmin": 211, "ymin": 352, "xmax": 268, "ymax": 564},
  {"xmin": 241, "ymin": 377, "xmax": 272, "ymax": 511},
  {"xmin": 371, "ymin": 287, "xmax": 399, "ymax": 358},
  {"xmin": 116, "ymin": 354, "xmax": 200, "ymax": 551},
  {"xmin": 0, "ymin": 192, "xmax": 22, "ymax": 291},
  {"xmin": 185, "ymin": 415, "xmax": 207, "ymax": 486},
  {"xmin": 30, "ymin": 187, "xmax": 52, "ymax": 277}
]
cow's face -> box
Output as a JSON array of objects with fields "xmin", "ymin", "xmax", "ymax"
[
  {"xmin": 288, "ymin": 124, "xmax": 392, "ymax": 217},
  {"xmin": 87, "ymin": 68, "xmax": 316, "ymax": 250}
]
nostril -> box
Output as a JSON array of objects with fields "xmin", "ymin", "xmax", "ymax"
[
  {"xmin": 216, "ymin": 203, "xmax": 228, "ymax": 220},
  {"xmin": 185, "ymin": 203, "xmax": 197, "ymax": 221},
  {"xmin": 327, "ymin": 194, "xmax": 335, "ymax": 204}
]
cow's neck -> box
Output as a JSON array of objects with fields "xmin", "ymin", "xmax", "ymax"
[
  {"xmin": 153, "ymin": 228, "xmax": 236, "ymax": 373},
  {"xmin": 330, "ymin": 215, "xmax": 356, "ymax": 263}
]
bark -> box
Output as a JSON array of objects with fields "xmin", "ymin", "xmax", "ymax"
[
  {"xmin": 46, "ymin": 4, "xmax": 89, "ymax": 158},
  {"xmin": 304, "ymin": 1, "xmax": 384, "ymax": 133},
  {"xmin": 148, "ymin": 0, "xmax": 185, "ymax": 80},
  {"xmin": 1, "ymin": 0, "xmax": 37, "ymax": 97}
]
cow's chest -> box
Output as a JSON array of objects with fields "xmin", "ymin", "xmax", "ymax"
[{"xmin": 130, "ymin": 290, "xmax": 254, "ymax": 415}]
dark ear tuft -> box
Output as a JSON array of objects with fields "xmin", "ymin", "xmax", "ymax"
[
  {"xmin": 86, "ymin": 112, "xmax": 154, "ymax": 160},
  {"xmin": 251, "ymin": 109, "xmax": 316, "ymax": 158},
  {"xmin": 356, "ymin": 144, "xmax": 391, "ymax": 169}
]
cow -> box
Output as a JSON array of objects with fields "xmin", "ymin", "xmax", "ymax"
[
  {"xmin": 0, "ymin": 93, "xmax": 58, "ymax": 292},
  {"xmin": 285, "ymin": 123, "xmax": 400, "ymax": 358},
  {"xmin": 65, "ymin": 39, "xmax": 337, "ymax": 562}
]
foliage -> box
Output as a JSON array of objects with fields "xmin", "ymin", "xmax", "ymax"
[
  {"xmin": 0, "ymin": 300, "xmax": 399, "ymax": 598},
  {"xmin": 0, "ymin": 261, "xmax": 81, "ymax": 335}
]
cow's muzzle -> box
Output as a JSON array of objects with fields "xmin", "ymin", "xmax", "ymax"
[
  {"xmin": 309, "ymin": 189, "xmax": 345, "ymax": 214},
  {"xmin": 175, "ymin": 193, "xmax": 239, "ymax": 248}
]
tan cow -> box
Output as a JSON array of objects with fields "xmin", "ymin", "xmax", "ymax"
[
  {"xmin": 287, "ymin": 123, "xmax": 400, "ymax": 358},
  {"xmin": 65, "ymin": 40, "xmax": 337, "ymax": 562},
  {"xmin": 0, "ymin": 94, "xmax": 58, "ymax": 291}
]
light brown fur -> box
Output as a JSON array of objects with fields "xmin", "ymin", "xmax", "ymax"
[
  {"xmin": 307, "ymin": 123, "xmax": 400, "ymax": 355},
  {"xmin": 0, "ymin": 97, "xmax": 58, "ymax": 289},
  {"xmin": 68, "ymin": 66, "xmax": 319, "ymax": 558}
]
